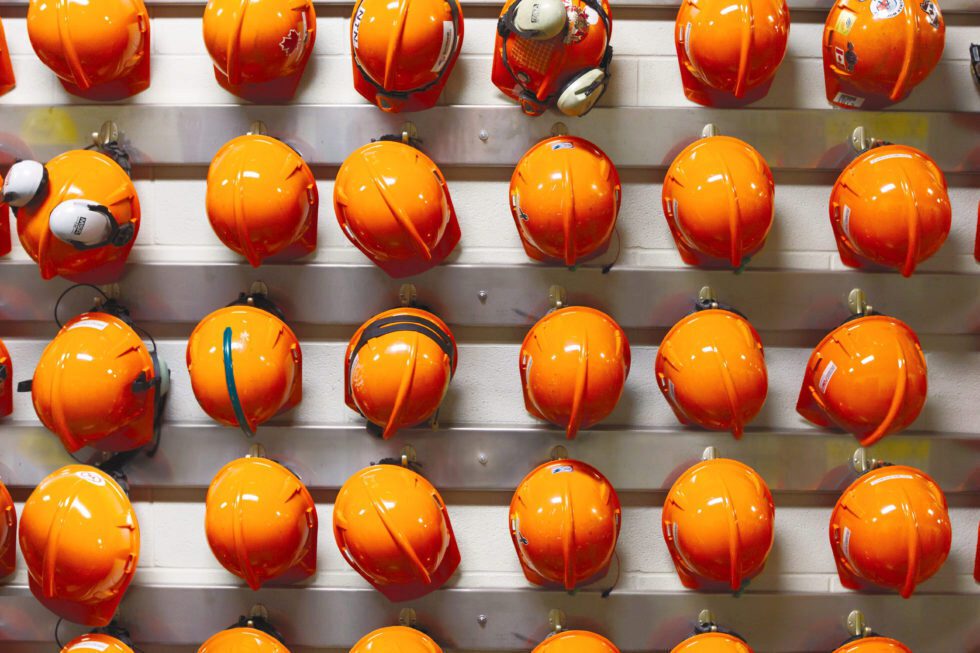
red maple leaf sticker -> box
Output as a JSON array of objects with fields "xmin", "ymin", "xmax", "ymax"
[{"xmin": 280, "ymin": 29, "xmax": 301, "ymax": 55}]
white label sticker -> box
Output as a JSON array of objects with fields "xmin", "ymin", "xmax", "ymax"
[
  {"xmin": 67, "ymin": 319, "xmax": 109, "ymax": 331},
  {"xmin": 667, "ymin": 378, "xmax": 677, "ymax": 403},
  {"xmin": 70, "ymin": 643, "xmax": 111, "ymax": 652},
  {"xmin": 431, "ymin": 21, "xmax": 455, "ymax": 73},
  {"xmin": 870, "ymin": 0, "xmax": 904, "ymax": 19},
  {"xmin": 818, "ymin": 361, "xmax": 838, "ymax": 393},
  {"xmin": 832, "ymin": 92, "xmax": 865, "ymax": 108},
  {"xmin": 351, "ymin": 5, "xmax": 365, "ymax": 49},
  {"xmin": 77, "ymin": 470, "xmax": 107, "ymax": 486},
  {"xmin": 840, "ymin": 205, "xmax": 852, "ymax": 239},
  {"xmin": 551, "ymin": 464, "xmax": 573, "ymax": 474},
  {"xmin": 841, "ymin": 526, "xmax": 856, "ymax": 569},
  {"xmin": 550, "ymin": 141, "xmax": 575, "ymax": 151},
  {"xmin": 683, "ymin": 22, "xmax": 692, "ymax": 61}
]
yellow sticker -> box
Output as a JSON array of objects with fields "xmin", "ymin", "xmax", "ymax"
[{"xmin": 835, "ymin": 9, "xmax": 857, "ymax": 36}]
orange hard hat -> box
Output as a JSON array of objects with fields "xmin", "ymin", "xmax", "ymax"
[
  {"xmin": 663, "ymin": 457, "xmax": 774, "ymax": 591},
  {"xmin": 62, "ymin": 634, "xmax": 135, "ymax": 653},
  {"xmin": 829, "ymin": 145, "xmax": 950, "ymax": 277},
  {"xmin": 797, "ymin": 315, "xmax": 927, "ymax": 446},
  {"xmin": 656, "ymin": 307, "xmax": 767, "ymax": 439},
  {"xmin": 671, "ymin": 633, "xmax": 753, "ymax": 652},
  {"xmin": 203, "ymin": 0, "xmax": 316, "ymax": 100},
  {"xmin": 532, "ymin": 631, "xmax": 620, "ymax": 653},
  {"xmin": 334, "ymin": 140, "xmax": 460, "ymax": 278},
  {"xmin": 333, "ymin": 463, "xmax": 460, "ymax": 601},
  {"xmin": 350, "ymin": 0, "xmax": 463, "ymax": 112},
  {"xmin": 492, "ymin": 0, "xmax": 613, "ymax": 117},
  {"xmin": 0, "ymin": 478, "xmax": 15, "ymax": 579},
  {"xmin": 829, "ymin": 465, "xmax": 951, "ymax": 598},
  {"xmin": 0, "ymin": 336, "xmax": 11, "ymax": 417},
  {"xmin": 674, "ymin": 0, "xmax": 789, "ymax": 106},
  {"xmin": 27, "ymin": 311, "xmax": 166, "ymax": 454},
  {"xmin": 4, "ymin": 149, "xmax": 140, "ymax": 281},
  {"xmin": 187, "ymin": 298, "xmax": 302, "ymax": 436},
  {"xmin": 833, "ymin": 638, "xmax": 912, "ymax": 653},
  {"xmin": 206, "ymin": 135, "xmax": 318, "ymax": 267},
  {"xmin": 510, "ymin": 459, "xmax": 621, "ymax": 589},
  {"xmin": 20, "ymin": 465, "xmax": 139, "ymax": 626},
  {"xmin": 26, "ymin": 0, "xmax": 150, "ymax": 99},
  {"xmin": 199, "ymin": 627, "xmax": 289, "ymax": 653},
  {"xmin": 520, "ymin": 306, "xmax": 629, "ymax": 439},
  {"xmin": 823, "ymin": 0, "xmax": 944, "ymax": 109},
  {"xmin": 663, "ymin": 135, "xmax": 774, "ymax": 268},
  {"xmin": 345, "ymin": 308, "xmax": 457, "ymax": 440},
  {"xmin": 350, "ymin": 626, "xmax": 442, "ymax": 653},
  {"xmin": 0, "ymin": 18, "xmax": 14, "ymax": 96},
  {"xmin": 205, "ymin": 455, "xmax": 317, "ymax": 589},
  {"xmin": 510, "ymin": 136, "xmax": 621, "ymax": 266}
]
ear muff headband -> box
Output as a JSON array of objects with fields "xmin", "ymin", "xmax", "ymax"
[
  {"xmin": 223, "ymin": 325, "xmax": 255, "ymax": 438},
  {"xmin": 497, "ymin": 0, "xmax": 612, "ymax": 109},
  {"xmin": 352, "ymin": 0, "xmax": 462, "ymax": 100},
  {"xmin": 348, "ymin": 313, "xmax": 456, "ymax": 383}
]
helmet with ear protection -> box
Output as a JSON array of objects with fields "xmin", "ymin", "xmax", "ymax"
[
  {"xmin": 0, "ymin": 478, "xmax": 15, "ymax": 579},
  {"xmin": 492, "ymin": 0, "xmax": 613, "ymax": 117},
  {"xmin": 0, "ymin": 18, "xmax": 14, "ymax": 96},
  {"xmin": 4, "ymin": 149, "xmax": 140, "ymax": 281}
]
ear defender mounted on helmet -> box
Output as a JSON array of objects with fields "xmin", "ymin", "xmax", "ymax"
[
  {"xmin": 510, "ymin": 136, "xmax": 621, "ymax": 267},
  {"xmin": 203, "ymin": 0, "xmax": 316, "ymax": 101},
  {"xmin": 334, "ymin": 134, "xmax": 460, "ymax": 277},
  {"xmin": 3, "ymin": 128, "xmax": 140, "ymax": 281},
  {"xmin": 27, "ymin": 0, "xmax": 151, "ymax": 100},
  {"xmin": 0, "ymin": 337, "xmax": 12, "ymax": 418},
  {"xmin": 831, "ymin": 610, "xmax": 913, "ymax": 653},
  {"xmin": 0, "ymin": 478, "xmax": 15, "ymax": 579},
  {"xmin": 675, "ymin": 0, "xmax": 789, "ymax": 107},
  {"xmin": 797, "ymin": 291, "xmax": 927, "ymax": 447},
  {"xmin": 199, "ymin": 610, "xmax": 290, "ymax": 652},
  {"xmin": 662, "ymin": 448, "xmax": 774, "ymax": 592},
  {"xmin": 493, "ymin": 0, "xmax": 613, "ymax": 117},
  {"xmin": 345, "ymin": 306, "xmax": 457, "ymax": 440},
  {"xmin": 509, "ymin": 458, "xmax": 621, "ymax": 590},
  {"xmin": 206, "ymin": 129, "xmax": 318, "ymax": 266},
  {"xmin": 829, "ymin": 452, "xmax": 951, "ymax": 598},
  {"xmin": 830, "ymin": 141, "xmax": 950, "ymax": 277},
  {"xmin": 0, "ymin": 18, "xmax": 14, "ymax": 96},
  {"xmin": 205, "ymin": 448, "xmax": 317, "ymax": 589},
  {"xmin": 18, "ymin": 284, "xmax": 170, "ymax": 460},
  {"xmin": 333, "ymin": 461, "xmax": 461, "ymax": 602},
  {"xmin": 823, "ymin": 0, "xmax": 944, "ymax": 110},
  {"xmin": 656, "ymin": 287, "xmax": 768, "ymax": 439},
  {"xmin": 670, "ymin": 611, "xmax": 753, "ymax": 652},
  {"xmin": 519, "ymin": 303, "xmax": 630, "ymax": 439},
  {"xmin": 20, "ymin": 464, "xmax": 140, "ymax": 626},
  {"xmin": 187, "ymin": 288, "xmax": 302, "ymax": 438},
  {"xmin": 662, "ymin": 126, "xmax": 774, "ymax": 270},
  {"xmin": 350, "ymin": 0, "xmax": 464, "ymax": 113}
]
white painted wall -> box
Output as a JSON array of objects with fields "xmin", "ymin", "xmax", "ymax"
[{"xmin": 0, "ymin": 3, "xmax": 978, "ymax": 652}]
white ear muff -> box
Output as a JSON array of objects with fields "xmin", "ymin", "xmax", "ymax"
[
  {"xmin": 556, "ymin": 67, "xmax": 607, "ymax": 116},
  {"xmin": 156, "ymin": 358, "xmax": 171, "ymax": 398},
  {"xmin": 511, "ymin": 0, "xmax": 567, "ymax": 40},
  {"xmin": 2, "ymin": 160, "xmax": 46, "ymax": 208},
  {"xmin": 49, "ymin": 199, "xmax": 118, "ymax": 249}
]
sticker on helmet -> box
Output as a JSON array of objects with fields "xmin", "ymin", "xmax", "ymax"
[
  {"xmin": 352, "ymin": 5, "xmax": 365, "ymax": 49},
  {"xmin": 551, "ymin": 464, "xmax": 574, "ymax": 474},
  {"xmin": 513, "ymin": 515, "xmax": 529, "ymax": 545},
  {"xmin": 919, "ymin": 0, "xmax": 941, "ymax": 27},
  {"xmin": 77, "ymin": 470, "xmax": 107, "ymax": 486},
  {"xmin": 818, "ymin": 361, "xmax": 837, "ymax": 393},
  {"xmin": 870, "ymin": 0, "xmax": 903, "ymax": 19},
  {"xmin": 67, "ymin": 641, "xmax": 112, "ymax": 651},
  {"xmin": 550, "ymin": 141, "xmax": 575, "ymax": 150},
  {"xmin": 431, "ymin": 22, "xmax": 456, "ymax": 73},
  {"xmin": 683, "ymin": 22, "xmax": 693, "ymax": 62},
  {"xmin": 280, "ymin": 29, "xmax": 302, "ymax": 55},
  {"xmin": 832, "ymin": 92, "xmax": 865, "ymax": 108},
  {"xmin": 67, "ymin": 319, "xmax": 110, "ymax": 331},
  {"xmin": 834, "ymin": 9, "xmax": 857, "ymax": 35},
  {"xmin": 841, "ymin": 205, "xmax": 852, "ymax": 239},
  {"xmin": 841, "ymin": 525, "xmax": 856, "ymax": 570}
]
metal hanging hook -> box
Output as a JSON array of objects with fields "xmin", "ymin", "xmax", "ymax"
[
  {"xmin": 701, "ymin": 123, "xmax": 719, "ymax": 139},
  {"xmin": 697, "ymin": 609, "xmax": 717, "ymax": 631},
  {"xmin": 401, "ymin": 122, "xmax": 419, "ymax": 144},
  {"xmin": 249, "ymin": 281, "xmax": 269, "ymax": 298},
  {"xmin": 93, "ymin": 120, "xmax": 120, "ymax": 148},
  {"xmin": 846, "ymin": 610, "xmax": 872, "ymax": 639},
  {"xmin": 399, "ymin": 283, "xmax": 418, "ymax": 307},
  {"xmin": 850, "ymin": 126, "xmax": 889, "ymax": 154},
  {"xmin": 400, "ymin": 444, "xmax": 417, "ymax": 468},
  {"xmin": 549, "ymin": 445, "xmax": 569, "ymax": 461},
  {"xmin": 247, "ymin": 443, "xmax": 266, "ymax": 459},
  {"xmin": 847, "ymin": 288, "xmax": 872, "ymax": 316},
  {"xmin": 548, "ymin": 609, "xmax": 566, "ymax": 634},
  {"xmin": 247, "ymin": 121, "xmax": 268, "ymax": 136},
  {"xmin": 398, "ymin": 607, "xmax": 417, "ymax": 627},
  {"xmin": 548, "ymin": 285, "xmax": 567, "ymax": 311},
  {"xmin": 701, "ymin": 446, "xmax": 717, "ymax": 461},
  {"xmin": 551, "ymin": 122, "xmax": 569, "ymax": 137}
]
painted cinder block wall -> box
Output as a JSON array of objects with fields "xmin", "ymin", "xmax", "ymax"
[{"xmin": 0, "ymin": 4, "xmax": 978, "ymax": 653}]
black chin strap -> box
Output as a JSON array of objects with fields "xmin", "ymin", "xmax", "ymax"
[{"xmin": 348, "ymin": 313, "xmax": 456, "ymax": 386}]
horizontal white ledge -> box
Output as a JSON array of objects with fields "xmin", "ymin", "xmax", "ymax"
[
  {"xmin": 2, "ymin": 423, "xmax": 977, "ymax": 493},
  {"xmin": 0, "ymin": 106, "xmax": 978, "ymax": 172},
  {"xmin": 2, "ymin": 262, "xmax": 980, "ymax": 335},
  {"xmin": 1, "ymin": 585, "xmax": 977, "ymax": 651}
]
